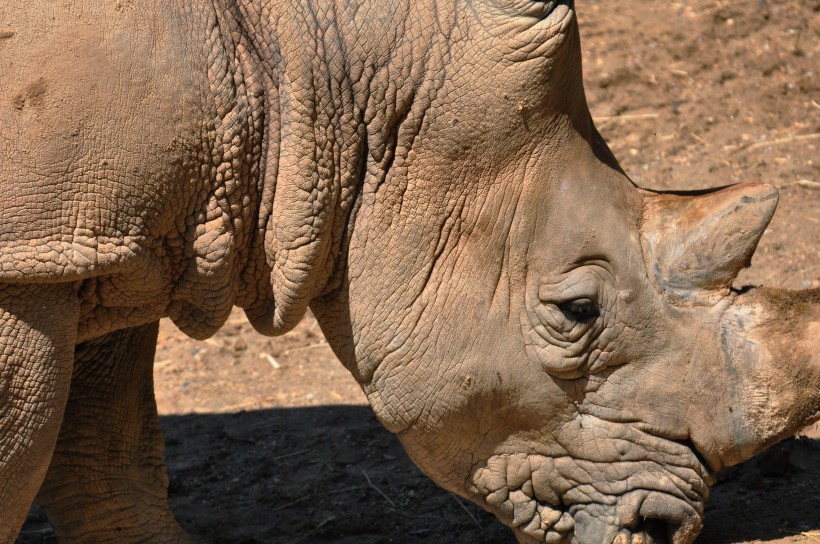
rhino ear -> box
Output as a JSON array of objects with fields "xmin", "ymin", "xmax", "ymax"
[{"xmin": 641, "ymin": 183, "xmax": 779, "ymax": 297}]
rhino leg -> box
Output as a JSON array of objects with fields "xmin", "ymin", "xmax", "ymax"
[
  {"xmin": 0, "ymin": 284, "xmax": 78, "ymax": 542},
  {"xmin": 38, "ymin": 322, "xmax": 193, "ymax": 543}
]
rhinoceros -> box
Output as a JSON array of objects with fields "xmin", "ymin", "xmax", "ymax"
[{"xmin": 0, "ymin": 0, "xmax": 817, "ymax": 543}]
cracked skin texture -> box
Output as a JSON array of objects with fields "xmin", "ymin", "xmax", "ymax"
[{"xmin": 0, "ymin": 1, "xmax": 817, "ymax": 543}]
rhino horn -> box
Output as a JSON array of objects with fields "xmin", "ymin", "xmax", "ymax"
[
  {"xmin": 640, "ymin": 183, "xmax": 779, "ymax": 297},
  {"xmin": 712, "ymin": 287, "xmax": 820, "ymax": 466}
]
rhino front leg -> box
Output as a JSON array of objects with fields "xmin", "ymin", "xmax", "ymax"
[
  {"xmin": 0, "ymin": 283, "xmax": 78, "ymax": 542},
  {"xmin": 38, "ymin": 322, "xmax": 194, "ymax": 543}
]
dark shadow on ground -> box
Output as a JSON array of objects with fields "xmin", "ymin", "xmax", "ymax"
[
  {"xmin": 18, "ymin": 406, "xmax": 820, "ymax": 543},
  {"xmin": 698, "ymin": 435, "xmax": 820, "ymax": 543},
  {"xmin": 162, "ymin": 406, "xmax": 511, "ymax": 544}
]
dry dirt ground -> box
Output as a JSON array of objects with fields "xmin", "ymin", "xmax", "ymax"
[{"xmin": 19, "ymin": 0, "xmax": 819, "ymax": 543}]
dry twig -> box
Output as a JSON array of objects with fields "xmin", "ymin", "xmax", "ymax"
[
  {"xmin": 260, "ymin": 352, "xmax": 281, "ymax": 369},
  {"xmin": 362, "ymin": 470, "xmax": 396, "ymax": 509},
  {"xmin": 595, "ymin": 112, "xmax": 659, "ymax": 123},
  {"xmin": 690, "ymin": 132, "xmax": 710, "ymax": 146},
  {"xmin": 270, "ymin": 487, "xmax": 369, "ymax": 516},
  {"xmin": 451, "ymin": 494, "xmax": 482, "ymax": 528},
  {"xmin": 782, "ymin": 530, "xmax": 820, "ymax": 543},
  {"xmin": 271, "ymin": 448, "xmax": 314, "ymax": 462},
  {"xmin": 281, "ymin": 342, "xmax": 328, "ymax": 355},
  {"xmin": 797, "ymin": 179, "xmax": 820, "ymax": 190},
  {"xmin": 270, "ymin": 495, "xmax": 311, "ymax": 513},
  {"xmin": 221, "ymin": 396, "xmax": 278, "ymax": 412},
  {"xmin": 725, "ymin": 132, "xmax": 820, "ymax": 153}
]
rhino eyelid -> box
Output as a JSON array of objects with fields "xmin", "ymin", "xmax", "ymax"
[
  {"xmin": 537, "ymin": 283, "xmax": 597, "ymax": 303},
  {"xmin": 562, "ymin": 256, "xmax": 613, "ymax": 274}
]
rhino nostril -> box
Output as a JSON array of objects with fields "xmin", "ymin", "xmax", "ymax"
[
  {"xmin": 630, "ymin": 519, "xmax": 671, "ymax": 544},
  {"xmin": 635, "ymin": 492, "xmax": 703, "ymax": 544}
]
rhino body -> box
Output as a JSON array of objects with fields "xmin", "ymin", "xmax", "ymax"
[{"xmin": 0, "ymin": 1, "xmax": 817, "ymax": 543}]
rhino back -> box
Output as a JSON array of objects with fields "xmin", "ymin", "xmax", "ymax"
[{"xmin": 0, "ymin": 1, "xmax": 262, "ymax": 340}]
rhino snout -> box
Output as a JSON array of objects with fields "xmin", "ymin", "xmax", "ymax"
[{"xmin": 467, "ymin": 416, "xmax": 712, "ymax": 544}]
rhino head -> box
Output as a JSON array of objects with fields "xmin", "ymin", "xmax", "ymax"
[{"xmin": 306, "ymin": 1, "xmax": 820, "ymax": 542}]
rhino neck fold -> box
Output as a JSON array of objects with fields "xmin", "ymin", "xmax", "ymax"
[
  {"xmin": 221, "ymin": 0, "xmax": 366, "ymax": 336},
  {"xmin": 225, "ymin": 0, "xmax": 451, "ymax": 336}
]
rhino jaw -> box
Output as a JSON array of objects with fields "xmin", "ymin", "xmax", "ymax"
[{"xmin": 704, "ymin": 287, "xmax": 820, "ymax": 467}]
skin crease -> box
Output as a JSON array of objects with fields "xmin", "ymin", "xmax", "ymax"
[{"xmin": 0, "ymin": 1, "xmax": 816, "ymax": 543}]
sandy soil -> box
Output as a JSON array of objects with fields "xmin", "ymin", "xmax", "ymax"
[{"xmin": 19, "ymin": 0, "xmax": 819, "ymax": 542}]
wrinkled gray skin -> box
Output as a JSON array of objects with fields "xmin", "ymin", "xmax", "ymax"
[{"xmin": 0, "ymin": 1, "xmax": 817, "ymax": 543}]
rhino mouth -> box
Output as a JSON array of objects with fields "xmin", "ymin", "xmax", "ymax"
[
  {"xmin": 466, "ymin": 416, "xmax": 714, "ymax": 544},
  {"xmin": 607, "ymin": 491, "xmax": 705, "ymax": 544}
]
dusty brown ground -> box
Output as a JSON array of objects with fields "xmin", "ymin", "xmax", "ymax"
[{"xmin": 19, "ymin": 0, "xmax": 819, "ymax": 543}]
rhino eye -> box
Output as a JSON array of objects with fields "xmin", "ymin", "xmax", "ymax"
[{"xmin": 558, "ymin": 298, "xmax": 599, "ymax": 322}]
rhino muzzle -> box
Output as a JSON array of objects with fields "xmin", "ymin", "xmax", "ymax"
[{"xmin": 467, "ymin": 416, "xmax": 714, "ymax": 544}]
